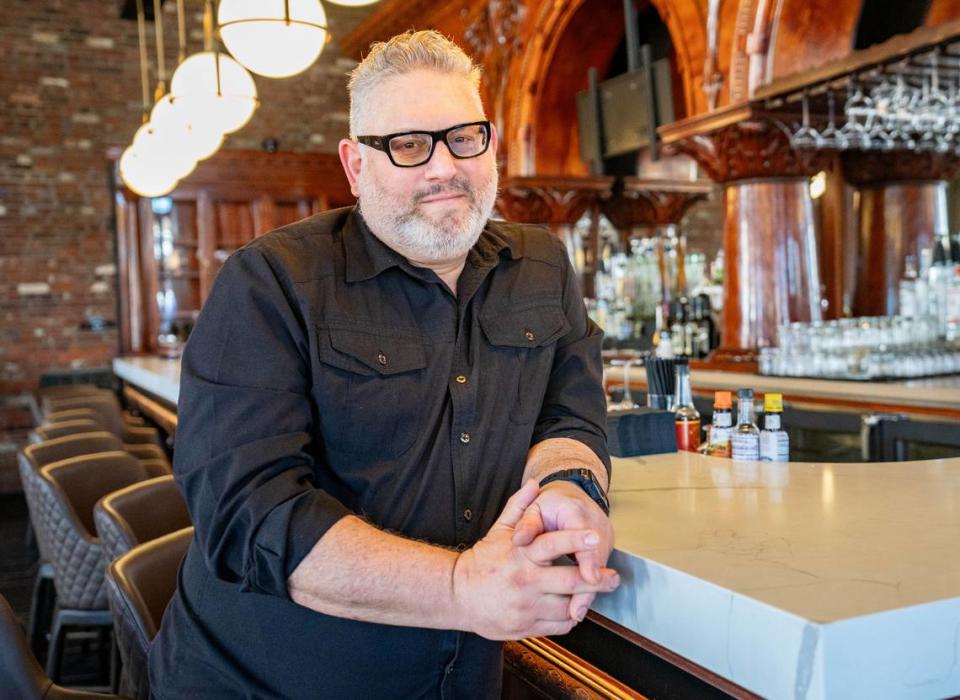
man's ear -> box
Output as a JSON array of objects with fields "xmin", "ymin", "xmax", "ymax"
[{"xmin": 338, "ymin": 138, "xmax": 362, "ymax": 198}]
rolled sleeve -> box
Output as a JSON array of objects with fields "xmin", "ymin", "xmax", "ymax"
[
  {"xmin": 173, "ymin": 246, "xmax": 350, "ymax": 598},
  {"xmin": 530, "ymin": 240, "xmax": 612, "ymax": 477}
]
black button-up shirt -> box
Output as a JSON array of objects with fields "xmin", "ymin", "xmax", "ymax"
[{"xmin": 150, "ymin": 207, "xmax": 610, "ymax": 699}]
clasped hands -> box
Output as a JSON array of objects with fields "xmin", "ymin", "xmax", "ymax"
[{"xmin": 452, "ymin": 478, "xmax": 619, "ymax": 641}]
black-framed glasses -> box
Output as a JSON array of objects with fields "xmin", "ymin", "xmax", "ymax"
[{"xmin": 357, "ymin": 120, "xmax": 491, "ymax": 167}]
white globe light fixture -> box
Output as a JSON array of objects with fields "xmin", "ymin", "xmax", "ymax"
[
  {"xmin": 131, "ymin": 122, "xmax": 198, "ymax": 182},
  {"xmin": 151, "ymin": 94, "xmax": 225, "ymax": 161},
  {"xmin": 218, "ymin": 0, "xmax": 329, "ymax": 79},
  {"xmin": 119, "ymin": 145, "xmax": 180, "ymax": 198},
  {"xmin": 170, "ymin": 51, "xmax": 259, "ymax": 135}
]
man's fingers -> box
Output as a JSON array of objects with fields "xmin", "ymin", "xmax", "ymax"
[
  {"xmin": 495, "ymin": 479, "xmax": 540, "ymax": 529},
  {"xmin": 511, "ymin": 502, "xmax": 544, "ymax": 547},
  {"xmin": 522, "ymin": 529, "xmax": 600, "ymax": 565},
  {"xmin": 533, "ymin": 594, "xmax": 577, "ymax": 622},
  {"xmin": 568, "ymin": 591, "xmax": 596, "ymax": 622},
  {"xmin": 575, "ymin": 548, "xmax": 603, "ymax": 585},
  {"xmin": 535, "ymin": 565, "xmax": 620, "ymax": 595}
]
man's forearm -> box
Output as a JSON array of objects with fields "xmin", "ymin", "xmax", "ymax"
[
  {"xmin": 522, "ymin": 437, "xmax": 609, "ymax": 491},
  {"xmin": 288, "ymin": 515, "xmax": 461, "ymax": 629}
]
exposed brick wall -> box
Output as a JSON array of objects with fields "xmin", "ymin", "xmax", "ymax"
[
  {"xmin": 0, "ymin": 1, "xmax": 369, "ymax": 490},
  {"xmin": 0, "ymin": 1, "xmax": 368, "ymax": 396}
]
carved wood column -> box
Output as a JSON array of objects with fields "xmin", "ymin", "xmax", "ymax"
[
  {"xmin": 496, "ymin": 176, "xmax": 614, "ymax": 297},
  {"xmin": 665, "ymin": 116, "xmax": 829, "ymax": 362},
  {"xmin": 842, "ymin": 152, "xmax": 959, "ymax": 317}
]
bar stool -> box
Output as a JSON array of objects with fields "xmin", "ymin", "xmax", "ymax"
[
  {"xmin": 42, "ymin": 394, "xmax": 159, "ymax": 446},
  {"xmin": 29, "ymin": 419, "xmax": 103, "ymax": 444},
  {"xmin": 18, "ymin": 433, "xmax": 136, "ymax": 661},
  {"xmin": 0, "ymin": 593, "xmax": 124, "ymax": 700},
  {"xmin": 30, "ymin": 452, "xmax": 150, "ymax": 682},
  {"xmin": 94, "ymin": 475, "xmax": 191, "ymax": 566},
  {"xmin": 106, "ymin": 527, "xmax": 193, "ymax": 700}
]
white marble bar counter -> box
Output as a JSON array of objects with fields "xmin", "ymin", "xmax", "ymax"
[
  {"xmin": 113, "ymin": 356, "xmax": 181, "ymax": 405},
  {"xmin": 597, "ymin": 452, "xmax": 960, "ymax": 699},
  {"xmin": 605, "ymin": 366, "xmax": 960, "ymax": 413}
]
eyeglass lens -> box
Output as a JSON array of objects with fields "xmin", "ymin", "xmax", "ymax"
[{"xmin": 388, "ymin": 124, "xmax": 488, "ymax": 166}]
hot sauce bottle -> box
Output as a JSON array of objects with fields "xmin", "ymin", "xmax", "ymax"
[
  {"xmin": 671, "ymin": 359, "xmax": 701, "ymax": 452},
  {"xmin": 707, "ymin": 391, "xmax": 733, "ymax": 458}
]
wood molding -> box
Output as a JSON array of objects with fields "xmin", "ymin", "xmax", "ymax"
[
  {"xmin": 600, "ymin": 178, "xmax": 712, "ymax": 228},
  {"xmin": 664, "ymin": 116, "xmax": 830, "ymax": 183},
  {"xmin": 504, "ymin": 638, "xmax": 645, "ymax": 699},
  {"xmin": 841, "ymin": 150, "xmax": 960, "ymax": 187},
  {"xmin": 585, "ymin": 613, "xmax": 762, "ymax": 700},
  {"xmin": 497, "ymin": 176, "xmax": 614, "ymax": 224}
]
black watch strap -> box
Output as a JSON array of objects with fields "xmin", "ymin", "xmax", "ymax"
[{"xmin": 539, "ymin": 468, "xmax": 610, "ymax": 515}]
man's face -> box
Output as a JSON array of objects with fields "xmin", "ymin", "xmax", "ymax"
[{"xmin": 341, "ymin": 69, "xmax": 499, "ymax": 265}]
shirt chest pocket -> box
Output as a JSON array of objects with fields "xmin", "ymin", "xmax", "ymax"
[
  {"xmin": 314, "ymin": 327, "xmax": 427, "ymax": 459},
  {"xmin": 479, "ymin": 304, "xmax": 571, "ymax": 425}
]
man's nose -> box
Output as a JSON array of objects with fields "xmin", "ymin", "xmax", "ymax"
[{"xmin": 423, "ymin": 141, "xmax": 457, "ymax": 180}]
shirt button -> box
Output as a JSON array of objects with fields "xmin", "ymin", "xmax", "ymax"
[
  {"xmin": 455, "ymin": 375, "xmax": 467, "ymax": 384},
  {"xmin": 455, "ymin": 543, "xmax": 467, "ymax": 552},
  {"xmin": 377, "ymin": 352, "xmax": 388, "ymax": 366},
  {"xmin": 524, "ymin": 329, "xmax": 535, "ymax": 342},
  {"xmin": 463, "ymin": 508, "xmax": 473, "ymax": 521},
  {"xmin": 445, "ymin": 665, "xmax": 454, "ymax": 675},
  {"xmin": 459, "ymin": 432, "xmax": 471, "ymax": 444}
]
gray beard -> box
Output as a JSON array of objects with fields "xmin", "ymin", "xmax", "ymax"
[{"xmin": 358, "ymin": 172, "xmax": 498, "ymax": 263}]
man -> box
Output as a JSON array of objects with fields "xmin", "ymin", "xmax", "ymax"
[{"xmin": 150, "ymin": 30, "xmax": 617, "ymax": 699}]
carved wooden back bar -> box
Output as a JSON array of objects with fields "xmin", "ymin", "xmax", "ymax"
[{"xmin": 341, "ymin": 0, "xmax": 960, "ymax": 364}]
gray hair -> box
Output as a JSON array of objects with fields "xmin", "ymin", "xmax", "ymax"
[{"xmin": 348, "ymin": 30, "xmax": 482, "ymax": 138}]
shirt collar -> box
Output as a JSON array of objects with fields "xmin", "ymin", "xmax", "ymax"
[{"xmin": 342, "ymin": 207, "xmax": 521, "ymax": 284}]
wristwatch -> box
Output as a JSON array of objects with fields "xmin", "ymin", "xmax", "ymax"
[{"xmin": 539, "ymin": 468, "xmax": 610, "ymax": 515}]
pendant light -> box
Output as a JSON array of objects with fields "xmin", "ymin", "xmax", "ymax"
[
  {"xmin": 218, "ymin": 0, "xmax": 329, "ymax": 79},
  {"xmin": 170, "ymin": 51, "xmax": 259, "ymax": 133},
  {"xmin": 169, "ymin": 0, "xmax": 258, "ymax": 135},
  {"xmin": 150, "ymin": 0, "xmax": 223, "ymax": 161},
  {"xmin": 121, "ymin": 0, "xmax": 181, "ymax": 197}
]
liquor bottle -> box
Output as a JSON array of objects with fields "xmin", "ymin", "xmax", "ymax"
[
  {"xmin": 706, "ymin": 391, "xmax": 732, "ymax": 457},
  {"xmin": 671, "ymin": 359, "xmax": 701, "ymax": 452},
  {"xmin": 759, "ymin": 392, "xmax": 789, "ymax": 462},
  {"xmin": 670, "ymin": 299, "xmax": 687, "ymax": 357},
  {"xmin": 899, "ymin": 255, "xmax": 918, "ymax": 318},
  {"xmin": 731, "ymin": 388, "xmax": 760, "ymax": 460}
]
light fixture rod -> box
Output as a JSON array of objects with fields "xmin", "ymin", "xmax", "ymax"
[
  {"xmin": 176, "ymin": 0, "xmax": 186, "ymax": 64},
  {"xmin": 135, "ymin": 0, "xmax": 150, "ymax": 122},
  {"xmin": 284, "ymin": 0, "xmax": 291, "ymax": 25},
  {"xmin": 152, "ymin": 0, "xmax": 167, "ymax": 99}
]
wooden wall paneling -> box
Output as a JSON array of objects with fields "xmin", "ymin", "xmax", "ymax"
[
  {"xmin": 925, "ymin": 0, "xmax": 960, "ymax": 26},
  {"xmin": 115, "ymin": 193, "xmax": 144, "ymax": 354},
  {"xmin": 766, "ymin": 0, "xmax": 863, "ymax": 83},
  {"xmin": 817, "ymin": 156, "xmax": 847, "ymax": 320},
  {"xmin": 253, "ymin": 194, "xmax": 277, "ymax": 236},
  {"xmin": 137, "ymin": 198, "xmax": 161, "ymax": 356},
  {"xmin": 197, "ymin": 190, "xmax": 216, "ymax": 302}
]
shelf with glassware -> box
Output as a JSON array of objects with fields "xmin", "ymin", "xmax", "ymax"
[
  {"xmin": 760, "ymin": 233, "xmax": 960, "ymax": 381},
  {"xmin": 586, "ymin": 218, "xmax": 723, "ymax": 362}
]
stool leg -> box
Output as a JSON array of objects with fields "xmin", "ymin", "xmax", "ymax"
[
  {"xmin": 28, "ymin": 566, "xmax": 56, "ymax": 662},
  {"xmin": 46, "ymin": 608, "xmax": 65, "ymax": 684}
]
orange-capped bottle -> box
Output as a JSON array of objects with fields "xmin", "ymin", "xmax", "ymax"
[
  {"xmin": 672, "ymin": 359, "xmax": 701, "ymax": 452},
  {"xmin": 707, "ymin": 391, "xmax": 733, "ymax": 458}
]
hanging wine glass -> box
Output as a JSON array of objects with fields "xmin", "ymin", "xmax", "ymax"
[
  {"xmin": 791, "ymin": 91, "xmax": 820, "ymax": 149},
  {"xmin": 817, "ymin": 90, "xmax": 847, "ymax": 149},
  {"xmin": 839, "ymin": 81, "xmax": 874, "ymax": 149}
]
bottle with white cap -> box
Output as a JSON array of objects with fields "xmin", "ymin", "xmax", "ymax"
[
  {"xmin": 731, "ymin": 388, "xmax": 760, "ymax": 460},
  {"xmin": 759, "ymin": 393, "xmax": 789, "ymax": 462}
]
